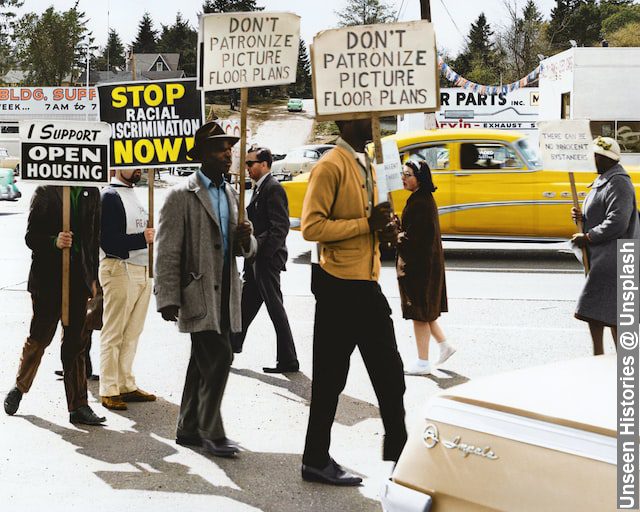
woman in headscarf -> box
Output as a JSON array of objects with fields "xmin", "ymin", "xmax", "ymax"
[
  {"xmin": 396, "ymin": 159, "xmax": 455, "ymax": 375},
  {"xmin": 571, "ymin": 136, "xmax": 640, "ymax": 354}
]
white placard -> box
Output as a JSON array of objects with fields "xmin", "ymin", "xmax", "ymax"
[
  {"xmin": 312, "ymin": 20, "xmax": 439, "ymax": 119},
  {"xmin": 538, "ymin": 119, "xmax": 595, "ymax": 172},
  {"xmin": 199, "ymin": 12, "xmax": 300, "ymax": 91},
  {"xmin": 19, "ymin": 120, "xmax": 111, "ymax": 186}
]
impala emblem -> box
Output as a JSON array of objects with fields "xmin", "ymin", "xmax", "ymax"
[{"xmin": 423, "ymin": 423, "xmax": 499, "ymax": 460}]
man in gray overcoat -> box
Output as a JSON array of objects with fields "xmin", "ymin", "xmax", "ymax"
[
  {"xmin": 154, "ymin": 121, "xmax": 256, "ymax": 458},
  {"xmin": 571, "ymin": 136, "xmax": 640, "ymax": 355}
]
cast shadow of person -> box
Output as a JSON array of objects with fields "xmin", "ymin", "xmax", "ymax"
[
  {"xmin": 230, "ymin": 368, "xmax": 380, "ymax": 427},
  {"xmin": 20, "ymin": 393, "xmax": 379, "ymax": 512}
]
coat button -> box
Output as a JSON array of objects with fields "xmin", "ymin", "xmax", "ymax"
[
  {"xmin": 214, "ymin": 285, "xmax": 219, "ymax": 290},
  {"xmin": 362, "ymin": 184, "xmax": 365, "ymax": 188},
  {"xmin": 215, "ymin": 243, "xmax": 221, "ymax": 249}
]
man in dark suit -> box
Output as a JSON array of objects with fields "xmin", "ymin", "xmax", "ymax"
[
  {"xmin": 231, "ymin": 145, "xmax": 299, "ymax": 373},
  {"xmin": 3, "ymin": 186, "xmax": 106, "ymax": 425}
]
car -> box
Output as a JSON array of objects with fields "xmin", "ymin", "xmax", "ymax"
[
  {"xmin": 171, "ymin": 165, "xmax": 199, "ymax": 177},
  {"xmin": 382, "ymin": 355, "xmax": 615, "ymax": 512},
  {"xmin": 0, "ymin": 167, "xmax": 21, "ymax": 201},
  {"xmin": 0, "ymin": 147, "xmax": 19, "ymax": 176},
  {"xmin": 287, "ymin": 98, "xmax": 304, "ymax": 112},
  {"xmin": 281, "ymin": 128, "xmax": 640, "ymax": 240},
  {"xmin": 271, "ymin": 144, "xmax": 335, "ymax": 182}
]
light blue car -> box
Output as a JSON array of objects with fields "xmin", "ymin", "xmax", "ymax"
[{"xmin": 0, "ymin": 167, "xmax": 21, "ymax": 201}]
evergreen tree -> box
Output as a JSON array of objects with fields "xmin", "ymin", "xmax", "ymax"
[
  {"xmin": 0, "ymin": 0, "xmax": 23, "ymax": 76},
  {"xmin": 453, "ymin": 13, "xmax": 499, "ymax": 82},
  {"xmin": 202, "ymin": 0, "xmax": 263, "ymax": 13},
  {"xmin": 131, "ymin": 12, "xmax": 158, "ymax": 53},
  {"xmin": 96, "ymin": 28, "xmax": 125, "ymax": 71},
  {"xmin": 288, "ymin": 38, "xmax": 312, "ymax": 98},
  {"xmin": 335, "ymin": 0, "xmax": 395, "ymax": 26},
  {"xmin": 158, "ymin": 13, "xmax": 198, "ymax": 76},
  {"xmin": 548, "ymin": 0, "xmax": 601, "ymax": 49}
]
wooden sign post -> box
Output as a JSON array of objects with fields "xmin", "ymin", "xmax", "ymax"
[
  {"xmin": 238, "ymin": 88, "xmax": 249, "ymax": 220},
  {"xmin": 198, "ymin": 11, "xmax": 301, "ymax": 220},
  {"xmin": 61, "ymin": 187, "xmax": 71, "ymax": 325},
  {"xmin": 538, "ymin": 119, "xmax": 595, "ymax": 276},
  {"xmin": 148, "ymin": 169, "xmax": 154, "ymax": 277},
  {"xmin": 19, "ymin": 120, "xmax": 111, "ymax": 326}
]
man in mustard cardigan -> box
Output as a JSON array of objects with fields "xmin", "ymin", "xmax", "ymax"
[{"xmin": 300, "ymin": 118, "xmax": 407, "ymax": 486}]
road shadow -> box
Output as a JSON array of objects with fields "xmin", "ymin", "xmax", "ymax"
[
  {"xmin": 20, "ymin": 396, "xmax": 378, "ymax": 511},
  {"xmin": 291, "ymin": 250, "xmax": 311, "ymax": 265},
  {"xmin": 230, "ymin": 368, "xmax": 380, "ymax": 427},
  {"xmin": 425, "ymin": 369, "xmax": 471, "ymax": 389}
]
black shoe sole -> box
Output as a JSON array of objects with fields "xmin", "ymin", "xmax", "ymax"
[
  {"xmin": 70, "ymin": 416, "xmax": 106, "ymax": 425},
  {"xmin": 176, "ymin": 436, "xmax": 202, "ymax": 447},
  {"xmin": 263, "ymin": 366, "xmax": 300, "ymax": 374}
]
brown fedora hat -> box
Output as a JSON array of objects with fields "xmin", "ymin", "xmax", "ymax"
[{"xmin": 187, "ymin": 121, "xmax": 240, "ymax": 160}]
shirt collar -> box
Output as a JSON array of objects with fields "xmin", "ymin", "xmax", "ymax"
[
  {"xmin": 111, "ymin": 177, "xmax": 133, "ymax": 188},
  {"xmin": 590, "ymin": 163, "xmax": 627, "ymax": 188},
  {"xmin": 198, "ymin": 170, "xmax": 226, "ymax": 190},
  {"xmin": 255, "ymin": 171, "xmax": 271, "ymax": 191}
]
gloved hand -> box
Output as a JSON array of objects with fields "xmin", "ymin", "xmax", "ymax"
[
  {"xmin": 160, "ymin": 305, "xmax": 179, "ymax": 322},
  {"xmin": 368, "ymin": 202, "xmax": 393, "ymax": 232},
  {"xmin": 571, "ymin": 232, "xmax": 589, "ymax": 248},
  {"xmin": 378, "ymin": 222, "xmax": 399, "ymax": 244}
]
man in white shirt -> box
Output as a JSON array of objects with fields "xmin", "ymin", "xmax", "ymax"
[{"xmin": 99, "ymin": 168, "xmax": 156, "ymax": 410}]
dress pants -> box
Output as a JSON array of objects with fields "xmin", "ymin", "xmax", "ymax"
[
  {"xmin": 15, "ymin": 271, "xmax": 90, "ymax": 412},
  {"xmin": 177, "ymin": 330, "xmax": 233, "ymax": 441},
  {"xmin": 302, "ymin": 264, "xmax": 408, "ymax": 468},
  {"xmin": 233, "ymin": 261, "xmax": 297, "ymax": 364},
  {"xmin": 99, "ymin": 259, "xmax": 151, "ymax": 397}
]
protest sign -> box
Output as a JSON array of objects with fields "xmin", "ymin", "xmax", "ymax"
[
  {"xmin": 19, "ymin": 119, "xmax": 110, "ymax": 186},
  {"xmin": 97, "ymin": 78, "xmax": 203, "ymax": 168},
  {"xmin": 538, "ymin": 119, "xmax": 595, "ymax": 172},
  {"xmin": 19, "ymin": 119, "xmax": 110, "ymax": 324},
  {"xmin": 197, "ymin": 11, "xmax": 299, "ymax": 220},
  {"xmin": 312, "ymin": 20, "xmax": 439, "ymax": 120},
  {"xmin": 199, "ymin": 12, "xmax": 300, "ymax": 91},
  {"xmin": 375, "ymin": 139, "xmax": 403, "ymax": 203},
  {"xmin": 538, "ymin": 118, "xmax": 594, "ymax": 273}
]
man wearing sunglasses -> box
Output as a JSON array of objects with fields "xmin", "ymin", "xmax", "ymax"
[{"xmin": 231, "ymin": 145, "xmax": 299, "ymax": 374}]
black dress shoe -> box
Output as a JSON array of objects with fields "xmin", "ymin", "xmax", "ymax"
[
  {"xmin": 4, "ymin": 386, "xmax": 23, "ymax": 416},
  {"xmin": 202, "ymin": 437, "xmax": 240, "ymax": 458},
  {"xmin": 54, "ymin": 370, "xmax": 64, "ymax": 377},
  {"xmin": 176, "ymin": 434, "xmax": 202, "ymax": 447},
  {"xmin": 263, "ymin": 361, "xmax": 300, "ymax": 374},
  {"xmin": 69, "ymin": 405, "xmax": 106, "ymax": 425},
  {"xmin": 87, "ymin": 374, "xmax": 99, "ymax": 381},
  {"xmin": 302, "ymin": 458, "xmax": 363, "ymax": 486}
]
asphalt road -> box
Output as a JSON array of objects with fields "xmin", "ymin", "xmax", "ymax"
[{"xmin": 0, "ymin": 175, "xmax": 600, "ymax": 512}]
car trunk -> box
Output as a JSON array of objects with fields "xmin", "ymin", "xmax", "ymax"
[{"xmin": 391, "ymin": 356, "xmax": 616, "ymax": 512}]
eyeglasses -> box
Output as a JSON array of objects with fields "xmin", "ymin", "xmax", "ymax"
[
  {"xmin": 245, "ymin": 160, "xmax": 260, "ymax": 167},
  {"xmin": 401, "ymin": 171, "xmax": 415, "ymax": 177}
]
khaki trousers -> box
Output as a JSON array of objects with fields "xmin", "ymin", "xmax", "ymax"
[{"xmin": 99, "ymin": 259, "xmax": 151, "ymax": 397}]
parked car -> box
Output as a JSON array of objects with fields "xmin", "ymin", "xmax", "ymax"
[
  {"xmin": 287, "ymin": 98, "xmax": 304, "ymax": 112},
  {"xmin": 0, "ymin": 167, "xmax": 21, "ymax": 200},
  {"xmin": 0, "ymin": 147, "xmax": 19, "ymax": 176},
  {"xmin": 281, "ymin": 128, "xmax": 640, "ymax": 240},
  {"xmin": 382, "ymin": 355, "xmax": 615, "ymax": 512},
  {"xmin": 271, "ymin": 144, "xmax": 335, "ymax": 182},
  {"xmin": 171, "ymin": 165, "xmax": 199, "ymax": 177}
]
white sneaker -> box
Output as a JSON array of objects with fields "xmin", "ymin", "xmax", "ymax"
[
  {"xmin": 404, "ymin": 360, "xmax": 432, "ymax": 376},
  {"xmin": 436, "ymin": 343, "xmax": 456, "ymax": 366}
]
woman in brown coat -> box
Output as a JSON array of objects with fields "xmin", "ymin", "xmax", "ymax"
[{"xmin": 396, "ymin": 160, "xmax": 455, "ymax": 375}]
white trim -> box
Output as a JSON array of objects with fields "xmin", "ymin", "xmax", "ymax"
[{"xmin": 425, "ymin": 397, "xmax": 615, "ymax": 465}]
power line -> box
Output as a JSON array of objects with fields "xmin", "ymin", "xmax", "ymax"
[
  {"xmin": 439, "ymin": 0, "xmax": 469, "ymax": 46},
  {"xmin": 395, "ymin": 0, "xmax": 407, "ymax": 22}
]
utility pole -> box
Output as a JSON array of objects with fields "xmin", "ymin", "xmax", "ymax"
[{"xmin": 420, "ymin": 0, "xmax": 431, "ymax": 22}]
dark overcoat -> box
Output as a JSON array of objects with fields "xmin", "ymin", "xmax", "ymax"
[
  {"xmin": 576, "ymin": 164, "xmax": 640, "ymax": 326},
  {"xmin": 25, "ymin": 185, "xmax": 100, "ymax": 297},
  {"xmin": 396, "ymin": 187, "xmax": 448, "ymax": 322}
]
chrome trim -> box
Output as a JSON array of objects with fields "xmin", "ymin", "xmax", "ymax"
[{"xmin": 438, "ymin": 199, "xmax": 573, "ymax": 215}]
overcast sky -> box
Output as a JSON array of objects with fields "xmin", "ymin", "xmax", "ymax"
[{"xmin": 18, "ymin": 0, "xmax": 558, "ymax": 56}]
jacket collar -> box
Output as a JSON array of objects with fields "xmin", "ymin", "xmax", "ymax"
[
  {"xmin": 189, "ymin": 171, "xmax": 238, "ymax": 229},
  {"xmin": 590, "ymin": 163, "xmax": 628, "ymax": 188}
]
